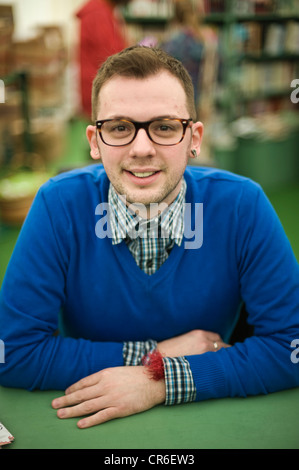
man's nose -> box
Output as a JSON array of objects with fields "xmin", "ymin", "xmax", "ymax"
[{"xmin": 128, "ymin": 128, "xmax": 156, "ymax": 157}]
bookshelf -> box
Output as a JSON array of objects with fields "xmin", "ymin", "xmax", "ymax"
[
  {"xmin": 202, "ymin": 0, "xmax": 299, "ymax": 119},
  {"xmin": 122, "ymin": 0, "xmax": 174, "ymax": 45},
  {"xmin": 201, "ymin": 0, "xmax": 299, "ymax": 188}
]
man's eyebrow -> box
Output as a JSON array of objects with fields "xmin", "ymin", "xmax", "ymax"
[{"xmin": 101, "ymin": 115, "xmax": 181, "ymax": 121}]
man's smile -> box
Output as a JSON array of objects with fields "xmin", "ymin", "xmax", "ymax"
[{"xmin": 124, "ymin": 169, "xmax": 161, "ymax": 185}]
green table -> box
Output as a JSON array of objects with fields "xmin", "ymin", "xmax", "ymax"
[{"xmin": 0, "ymin": 385, "xmax": 298, "ymax": 450}]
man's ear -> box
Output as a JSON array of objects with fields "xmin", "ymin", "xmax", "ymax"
[
  {"xmin": 86, "ymin": 125, "xmax": 101, "ymax": 160},
  {"xmin": 190, "ymin": 121, "xmax": 204, "ymax": 159}
]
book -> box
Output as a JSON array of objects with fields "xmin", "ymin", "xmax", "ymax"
[{"xmin": 0, "ymin": 421, "xmax": 14, "ymax": 447}]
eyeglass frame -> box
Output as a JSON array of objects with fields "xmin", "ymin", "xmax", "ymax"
[{"xmin": 95, "ymin": 118, "xmax": 193, "ymax": 147}]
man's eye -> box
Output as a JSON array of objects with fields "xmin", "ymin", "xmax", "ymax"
[
  {"xmin": 153, "ymin": 122, "xmax": 177, "ymax": 133},
  {"xmin": 109, "ymin": 123, "xmax": 131, "ymax": 133}
]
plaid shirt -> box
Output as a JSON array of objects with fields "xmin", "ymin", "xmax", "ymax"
[{"xmin": 108, "ymin": 180, "xmax": 196, "ymax": 405}]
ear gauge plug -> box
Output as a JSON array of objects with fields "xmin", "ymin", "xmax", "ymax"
[{"xmin": 191, "ymin": 149, "xmax": 197, "ymax": 158}]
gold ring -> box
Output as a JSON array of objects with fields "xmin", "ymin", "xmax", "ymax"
[{"xmin": 213, "ymin": 341, "xmax": 218, "ymax": 350}]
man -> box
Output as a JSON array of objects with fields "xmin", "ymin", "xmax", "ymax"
[{"xmin": 0, "ymin": 46, "xmax": 298, "ymax": 429}]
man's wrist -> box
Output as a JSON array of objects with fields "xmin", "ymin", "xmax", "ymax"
[{"xmin": 123, "ymin": 342, "xmax": 197, "ymax": 406}]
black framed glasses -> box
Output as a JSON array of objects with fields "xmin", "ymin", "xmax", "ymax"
[{"xmin": 95, "ymin": 118, "xmax": 193, "ymax": 147}]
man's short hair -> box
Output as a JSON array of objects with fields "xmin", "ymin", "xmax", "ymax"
[{"xmin": 91, "ymin": 45, "xmax": 196, "ymax": 122}]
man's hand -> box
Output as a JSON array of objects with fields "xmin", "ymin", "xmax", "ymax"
[
  {"xmin": 157, "ymin": 329, "xmax": 230, "ymax": 357},
  {"xmin": 52, "ymin": 329, "xmax": 229, "ymax": 428},
  {"xmin": 52, "ymin": 366, "xmax": 165, "ymax": 429}
]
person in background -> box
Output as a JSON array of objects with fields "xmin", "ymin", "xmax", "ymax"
[
  {"xmin": 76, "ymin": 0, "xmax": 130, "ymax": 118},
  {"xmin": 0, "ymin": 46, "xmax": 298, "ymax": 429},
  {"xmin": 160, "ymin": 0, "xmax": 206, "ymax": 107},
  {"xmin": 159, "ymin": 0, "xmax": 219, "ymax": 160}
]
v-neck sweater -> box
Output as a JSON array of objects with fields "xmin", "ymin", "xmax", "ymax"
[{"xmin": 0, "ymin": 164, "xmax": 298, "ymax": 399}]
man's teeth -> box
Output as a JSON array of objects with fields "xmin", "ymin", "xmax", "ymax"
[{"xmin": 131, "ymin": 171, "xmax": 156, "ymax": 178}]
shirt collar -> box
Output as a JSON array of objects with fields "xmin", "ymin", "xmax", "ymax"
[{"xmin": 108, "ymin": 179, "xmax": 186, "ymax": 245}]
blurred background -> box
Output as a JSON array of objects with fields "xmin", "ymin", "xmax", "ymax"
[{"xmin": 0, "ymin": 0, "xmax": 298, "ymax": 285}]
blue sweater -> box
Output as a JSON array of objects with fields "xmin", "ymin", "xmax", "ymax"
[{"xmin": 0, "ymin": 165, "xmax": 298, "ymax": 399}]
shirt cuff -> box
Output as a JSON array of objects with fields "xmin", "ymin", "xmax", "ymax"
[
  {"xmin": 123, "ymin": 339, "xmax": 157, "ymax": 366},
  {"xmin": 162, "ymin": 356, "xmax": 197, "ymax": 405}
]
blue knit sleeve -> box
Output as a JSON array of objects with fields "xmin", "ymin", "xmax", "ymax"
[
  {"xmin": 186, "ymin": 181, "xmax": 299, "ymax": 400},
  {"xmin": 0, "ymin": 184, "xmax": 124, "ymax": 391}
]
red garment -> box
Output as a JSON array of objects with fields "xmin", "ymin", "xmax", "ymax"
[{"xmin": 76, "ymin": 0, "xmax": 127, "ymax": 118}]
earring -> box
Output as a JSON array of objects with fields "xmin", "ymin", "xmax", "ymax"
[{"xmin": 191, "ymin": 149, "xmax": 197, "ymax": 158}]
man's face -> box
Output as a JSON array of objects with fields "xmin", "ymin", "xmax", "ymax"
[{"xmin": 87, "ymin": 71, "xmax": 203, "ymax": 209}]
